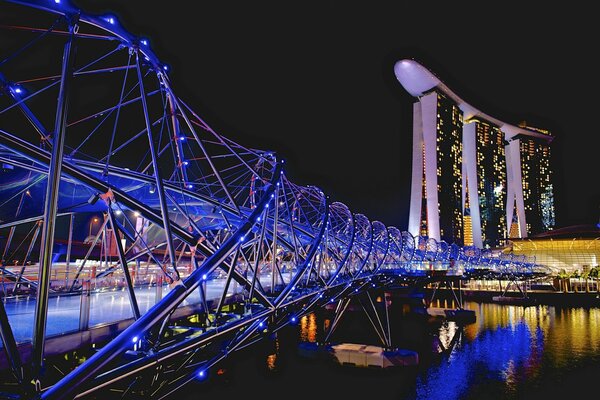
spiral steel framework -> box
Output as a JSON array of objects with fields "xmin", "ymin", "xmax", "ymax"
[{"xmin": 0, "ymin": 1, "xmax": 547, "ymax": 398}]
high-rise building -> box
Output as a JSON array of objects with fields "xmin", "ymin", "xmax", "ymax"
[
  {"xmin": 468, "ymin": 118, "xmax": 507, "ymax": 247},
  {"xmin": 394, "ymin": 59, "xmax": 555, "ymax": 247},
  {"xmin": 514, "ymin": 122, "xmax": 555, "ymax": 236}
]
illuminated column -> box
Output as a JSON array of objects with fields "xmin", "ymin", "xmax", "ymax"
[
  {"xmin": 505, "ymin": 137, "xmax": 527, "ymax": 238},
  {"xmin": 421, "ymin": 92, "xmax": 440, "ymax": 241},
  {"xmin": 462, "ymin": 121, "xmax": 483, "ymax": 248},
  {"xmin": 408, "ymin": 101, "xmax": 424, "ymax": 238}
]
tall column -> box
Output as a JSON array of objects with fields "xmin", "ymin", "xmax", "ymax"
[
  {"xmin": 420, "ymin": 92, "xmax": 440, "ymax": 241},
  {"xmin": 505, "ymin": 138, "xmax": 527, "ymax": 238},
  {"xmin": 31, "ymin": 16, "xmax": 78, "ymax": 382},
  {"xmin": 462, "ymin": 122, "xmax": 483, "ymax": 248},
  {"xmin": 408, "ymin": 101, "xmax": 424, "ymax": 238}
]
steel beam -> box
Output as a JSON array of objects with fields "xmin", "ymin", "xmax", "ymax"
[{"xmin": 31, "ymin": 16, "xmax": 78, "ymax": 380}]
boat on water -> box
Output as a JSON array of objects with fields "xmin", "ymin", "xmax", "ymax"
[
  {"xmin": 329, "ymin": 343, "xmax": 419, "ymax": 368},
  {"xmin": 491, "ymin": 295, "xmax": 537, "ymax": 306},
  {"xmin": 297, "ymin": 342, "xmax": 419, "ymax": 368}
]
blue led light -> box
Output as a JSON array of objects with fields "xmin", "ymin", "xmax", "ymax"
[
  {"xmin": 198, "ymin": 370, "xmax": 205, "ymax": 378},
  {"xmin": 202, "ymin": 274, "xmax": 207, "ymax": 280},
  {"xmin": 182, "ymin": 160, "xmax": 189, "ymax": 166},
  {"xmin": 290, "ymin": 316, "xmax": 297, "ymax": 323},
  {"xmin": 258, "ymin": 321, "xmax": 264, "ymax": 328},
  {"xmin": 132, "ymin": 336, "xmax": 138, "ymax": 343},
  {"xmin": 54, "ymin": 0, "xmax": 61, "ymax": 3},
  {"xmin": 179, "ymin": 136, "xmax": 186, "ymax": 141},
  {"xmin": 14, "ymin": 88, "xmax": 22, "ymax": 94},
  {"xmin": 141, "ymin": 39, "xmax": 148, "ymax": 46}
]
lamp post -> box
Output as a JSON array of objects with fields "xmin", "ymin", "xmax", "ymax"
[{"xmin": 89, "ymin": 216, "xmax": 99, "ymax": 237}]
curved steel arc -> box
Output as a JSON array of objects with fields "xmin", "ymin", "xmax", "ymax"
[
  {"xmin": 40, "ymin": 162, "xmax": 282, "ymax": 400},
  {"xmin": 0, "ymin": 130, "xmax": 197, "ymax": 243},
  {"xmin": 0, "ymin": 3, "xmax": 549, "ymax": 398}
]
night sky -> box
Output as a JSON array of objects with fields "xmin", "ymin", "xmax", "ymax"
[{"xmin": 74, "ymin": 0, "xmax": 599, "ymax": 231}]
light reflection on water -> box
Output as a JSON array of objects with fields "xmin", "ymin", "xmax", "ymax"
[
  {"xmin": 299, "ymin": 313, "xmax": 318, "ymax": 343},
  {"xmin": 412, "ymin": 301, "xmax": 600, "ymax": 399},
  {"xmin": 181, "ymin": 299, "xmax": 600, "ymax": 400},
  {"xmin": 295, "ymin": 300, "xmax": 600, "ymax": 399}
]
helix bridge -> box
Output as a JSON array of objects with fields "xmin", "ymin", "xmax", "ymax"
[{"xmin": 0, "ymin": 1, "xmax": 548, "ymax": 398}]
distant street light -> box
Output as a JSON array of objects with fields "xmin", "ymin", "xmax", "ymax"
[{"xmin": 89, "ymin": 216, "xmax": 100, "ymax": 237}]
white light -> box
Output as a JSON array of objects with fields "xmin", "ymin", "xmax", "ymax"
[
  {"xmin": 133, "ymin": 211, "xmax": 140, "ymax": 217},
  {"xmin": 132, "ymin": 336, "xmax": 138, "ymax": 343},
  {"xmin": 141, "ymin": 39, "xmax": 148, "ymax": 45},
  {"xmin": 115, "ymin": 210, "xmax": 122, "ymax": 215},
  {"xmin": 54, "ymin": 0, "xmax": 61, "ymax": 4},
  {"xmin": 14, "ymin": 87, "xmax": 22, "ymax": 94}
]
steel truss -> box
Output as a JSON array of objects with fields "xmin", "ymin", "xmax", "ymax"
[{"xmin": 0, "ymin": 1, "xmax": 547, "ymax": 398}]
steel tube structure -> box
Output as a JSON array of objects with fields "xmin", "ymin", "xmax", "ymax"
[
  {"xmin": 0, "ymin": 2, "xmax": 547, "ymax": 398},
  {"xmin": 31, "ymin": 14, "xmax": 77, "ymax": 380}
]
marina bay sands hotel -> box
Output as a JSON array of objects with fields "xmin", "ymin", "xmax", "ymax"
[{"xmin": 394, "ymin": 59, "xmax": 555, "ymax": 248}]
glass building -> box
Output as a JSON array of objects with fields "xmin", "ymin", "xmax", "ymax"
[
  {"xmin": 473, "ymin": 119, "xmax": 507, "ymax": 246},
  {"xmin": 508, "ymin": 225, "xmax": 599, "ymax": 274},
  {"xmin": 515, "ymin": 122, "xmax": 555, "ymax": 235},
  {"xmin": 435, "ymin": 91, "xmax": 464, "ymax": 244}
]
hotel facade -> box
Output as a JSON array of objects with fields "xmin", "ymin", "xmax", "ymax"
[{"xmin": 394, "ymin": 59, "xmax": 555, "ymax": 248}]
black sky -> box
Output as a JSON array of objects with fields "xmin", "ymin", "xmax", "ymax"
[{"xmin": 75, "ymin": 0, "xmax": 600, "ymax": 230}]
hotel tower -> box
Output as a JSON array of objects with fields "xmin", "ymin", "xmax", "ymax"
[{"xmin": 394, "ymin": 59, "xmax": 555, "ymax": 247}]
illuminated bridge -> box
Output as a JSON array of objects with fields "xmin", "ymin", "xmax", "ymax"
[{"xmin": 0, "ymin": 1, "xmax": 547, "ymax": 398}]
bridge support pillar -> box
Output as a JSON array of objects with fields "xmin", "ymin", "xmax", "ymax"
[
  {"xmin": 155, "ymin": 274, "xmax": 163, "ymax": 303},
  {"xmin": 79, "ymin": 281, "xmax": 91, "ymax": 331}
]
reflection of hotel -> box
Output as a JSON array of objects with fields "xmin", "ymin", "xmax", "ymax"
[{"xmin": 394, "ymin": 59, "xmax": 555, "ymax": 247}]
